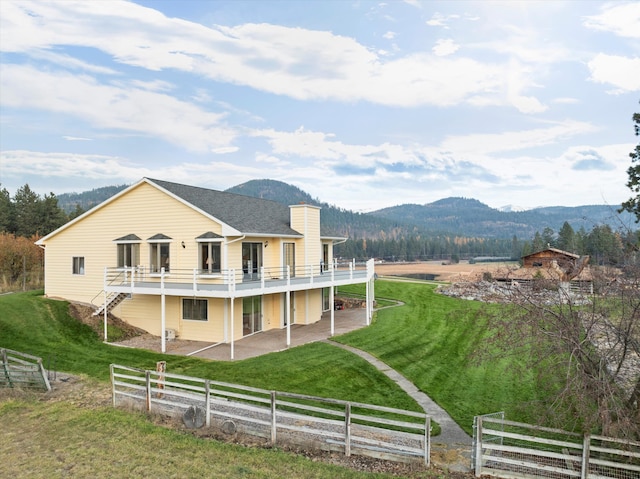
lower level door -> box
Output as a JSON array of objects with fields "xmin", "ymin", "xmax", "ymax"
[{"xmin": 242, "ymin": 296, "xmax": 262, "ymax": 336}]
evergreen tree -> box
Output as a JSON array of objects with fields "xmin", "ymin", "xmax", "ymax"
[
  {"xmin": 541, "ymin": 227, "xmax": 555, "ymax": 248},
  {"xmin": 557, "ymin": 221, "xmax": 576, "ymax": 252},
  {"xmin": 620, "ymin": 107, "xmax": 640, "ymax": 222},
  {"xmin": 39, "ymin": 193, "xmax": 67, "ymax": 234},
  {"xmin": 586, "ymin": 224, "xmax": 623, "ymax": 265},
  {"xmin": 0, "ymin": 185, "xmax": 13, "ymax": 233},
  {"xmin": 13, "ymin": 184, "xmax": 40, "ymax": 237},
  {"xmin": 510, "ymin": 235, "xmax": 521, "ymax": 260},
  {"xmin": 532, "ymin": 231, "xmax": 544, "ymax": 252}
]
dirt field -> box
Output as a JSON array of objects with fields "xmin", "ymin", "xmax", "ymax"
[{"xmin": 374, "ymin": 260, "xmax": 518, "ymax": 282}]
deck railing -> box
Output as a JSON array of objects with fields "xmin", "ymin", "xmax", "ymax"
[{"xmin": 103, "ymin": 259, "xmax": 374, "ymax": 296}]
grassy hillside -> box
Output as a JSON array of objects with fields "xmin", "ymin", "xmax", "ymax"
[
  {"xmin": 0, "ymin": 291, "xmax": 420, "ymax": 410},
  {"xmin": 0, "ymin": 286, "xmax": 548, "ymax": 432},
  {"xmin": 336, "ymin": 281, "xmax": 545, "ymax": 433}
]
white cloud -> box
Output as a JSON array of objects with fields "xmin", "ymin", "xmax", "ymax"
[
  {"xmin": 588, "ymin": 53, "xmax": 640, "ymax": 93},
  {"xmin": 29, "ymin": 50, "xmax": 119, "ymax": 75},
  {"xmin": 0, "ymin": 64, "xmax": 237, "ymax": 152},
  {"xmin": 439, "ymin": 120, "xmax": 598, "ymax": 156},
  {"xmin": 211, "ymin": 147, "xmax": 239, "ymax": 154},
  {"xmin": 432, "ymin": 39, "xmax": 459, "ymax": 56},
  {"xmin": 0, "ymin": 0, "xmax": 543, "ymax": 112},
  {"xmin": 583, "ymin": 2, "xmax": 640, "ymax": 39},
  {"xmin": 0, "ymin": 150, "xmax": 147, "ymax": 184},
  {"xmin": 383, "ymin": 31, "xmax": 396, "ymax": 40},
  {"xmin": 425, "ymin": 13, "xmax": 459, "ymax": 28},
  {"xmin": 63, "ymin": 136, "xmax": 93, "ymax": 141}
]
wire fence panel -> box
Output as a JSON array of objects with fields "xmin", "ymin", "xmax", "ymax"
[
  {"xmin": 110, "ymin": 364, "xmax": 430, "ymax": 465},
  {"xmin": 474, "ymin": 414, "xmax": 640, "ymax": 479}
]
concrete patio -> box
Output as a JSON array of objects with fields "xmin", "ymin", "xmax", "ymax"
[{"xmin": 161, "ymin": 307, "xmax": 369, "ymax": 361}]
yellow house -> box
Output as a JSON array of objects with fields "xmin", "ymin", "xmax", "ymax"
[{"xmin": 36, "ymin": 178, "xmax": 375, "ymax": 357}]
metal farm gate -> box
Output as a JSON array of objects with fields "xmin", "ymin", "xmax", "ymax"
[
  {"xmin": 473, "ymin": 414, "xmax": 640, "ymax": 479},
  {"xmin": 0, "ymin": 347, "xmax": 51, "ymax": 391}
]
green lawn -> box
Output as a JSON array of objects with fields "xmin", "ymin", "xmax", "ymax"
[
  {"xmin": 1, "ymin": 283, "xmax": 546, "ymax": 437},
  {"xmin": 0, "ymin": 284, "xmax": 549, "ymax": 477},
  {"xmin": 0, "ymin": 290, "xmax": 420, "ymax": 413},
  {"xmin": 337, "ymin": 281, "xmax": 542, "ymax": 433},
  {"xmin": 0, "ymin": 394, "xmax": 436, "ymax": 479}
]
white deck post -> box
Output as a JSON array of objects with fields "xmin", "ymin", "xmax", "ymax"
[
  {"xmin": 103, "ymin": 266, "xmax": 108, "ymax": 342},
  {"xmin": 330, "ymin": 285, "xmax": 335, "ymax": 336},
  {"xmin": 227, "ymin": 269, "xmax": 236, "ymax": 360},
  {"xmin": 366, "ymin": 279, "xmax": 370, "ymax": 326},
  {"xmin": 286, "ymin": 266, "xmax": 291, "ymax": 347},
  {"xmin": 230, "ymin": 296, "xmax": 235, "ymax": 360},
  {"xmin": 160, "ymin": 267, "xmax": 166, "ymax": 354}
]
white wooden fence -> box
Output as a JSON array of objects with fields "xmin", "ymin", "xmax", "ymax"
[
  {"xmin": 474, "ymin": 414, "xmax": 640, "ymax": 479},
  {"xmin": 110, "ymin": 364, "xmax": 431, "ymax": 464},
  {"xmin": 0, "ymin": 347, "xmax": 51, "ymax": 391}
]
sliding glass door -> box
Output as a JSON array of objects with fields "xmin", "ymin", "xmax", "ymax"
[
  {"xmin": 242, "ymin": 296, "xmax": 262, "ymax": 336},
  {"xmin": 242, "ymin": 242, "xmax": 262, "ymax": 280}
]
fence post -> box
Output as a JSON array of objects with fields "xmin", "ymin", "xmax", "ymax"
[
  {"xmin": 1, "ymin": 349, "xmax": 13, "ymax": 388},
  {"xmin": 474, "ymin": 416, "xmax": 483, "ymax": 477},
  {"xmin": 37, "ymin": 357, "xmax": 51, "ymax": 391},
  {"xmin": 345, "ymin": 403, "xmax": 351, "ymax": 457},
  {"xmin": 156, "ymin": 361, "xmax": 166, "ymax": 399},
  {"xmin": 145, "ymin": 370, "xmax": 151, "ymax": 412},
  {"xmin": 271, "ymin": 391, "xmax": 277, "ymax": 446},
  {"xmin": 205, "ymin": 379, "xmax": 211, "ymax": 427},
  {"xmin": 581, "ymin": 434, "xmax": 590, "ymax": 479},
  {"xmin": 110, "ymin": 364, "xmax": 116, "ymax": 407},
  {"xmin": 424, "ymin": 415, "xmax": 431, "ymax": 466}
]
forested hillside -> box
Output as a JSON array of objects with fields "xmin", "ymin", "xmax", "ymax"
[
  {"xmin": 2, "ymin": 178, "xmax": 637, "ymax": 290},
  {"xmin": 370, "ymin": 197, "xmax": 635, "ymax": 239},
  {"xmin": 50, "ymin": 178, "xmax": 635, "ymax": 243},
  {"xmin": 57, "ymin": 184, "xmax": 129, "ymax": 213}
]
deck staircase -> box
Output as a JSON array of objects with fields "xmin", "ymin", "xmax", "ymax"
[{"xmin": 93, "ymin": 292, "xmax": 129, "ymax": 317}]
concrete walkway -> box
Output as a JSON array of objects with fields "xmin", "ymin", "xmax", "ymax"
[
  {"xmin": 119, "ymin": 305, "xmax": 473, "ymax": 471},
  {"xmin": 326, "ymin": 341, "xmax": 471, "ymax": 445}
]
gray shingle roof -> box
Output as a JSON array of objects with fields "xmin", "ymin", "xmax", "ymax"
[
  {"xmin": 148, "ymin": 178, "xmax": 303, "ymax": 237},
  {"xmin": 114, "ymin": 234, "xmax": 141, "ymax": 242}
]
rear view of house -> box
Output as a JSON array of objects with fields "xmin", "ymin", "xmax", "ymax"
[{"xmin": 36, "ymin": 178, "xmax": 375, "ymax": 357}]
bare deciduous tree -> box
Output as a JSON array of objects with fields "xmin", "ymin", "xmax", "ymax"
[{"xmin": 479, "ymin": 263, "xmax": 640, "ymax": 439}]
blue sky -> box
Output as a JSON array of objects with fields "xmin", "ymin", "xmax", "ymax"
[{"xmin": 1, "ymin": 1, "xmax": 639, "ymax": 212}]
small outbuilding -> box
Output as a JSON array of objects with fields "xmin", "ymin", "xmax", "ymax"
[{"xmin": 521, "ymin": 247, "xmax": 590, "ymax": 281}]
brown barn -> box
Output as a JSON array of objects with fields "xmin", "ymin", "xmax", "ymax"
[{"xmin": 521, "ymin": 247, "xmax": 590, "ymax": 281}]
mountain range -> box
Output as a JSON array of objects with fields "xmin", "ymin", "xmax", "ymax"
[{"xmin": 57, "ymin": 179, "xmax": 636, "ymax": 241}]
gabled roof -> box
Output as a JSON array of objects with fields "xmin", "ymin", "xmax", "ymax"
[
  {"xmin": 522, "ymin": 247, "xmax": 580, "ymax": 260},
  {"xmin": 149, "ymin": 178, "xmax": 302, "ymax": 237},
  {"xmin": 37, "ymin": 178, "xmax": 305, "ymax": 244}
]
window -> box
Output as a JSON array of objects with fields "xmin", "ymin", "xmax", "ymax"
[
  {"xmin": 199, "ymin": 242, "xmax": 221, "ymax": 274},
  {"xmin": 183, "ymin": 298, "xmax": 208, "ymax": 321},
  {"xmin": 242, "ymin": 242, "xmax": 262, "ymax": 280},
  {"xmin": 283, "ymin": 242, "xmax": 295, "ymax": 277},
  {"xmin": 117, "ymin": 243, "xmax": 139, "ymax": 268},
  {"xmin": 148, "ymin": 234, "xmax": 172, "ymax": 273},
  {"xmin": 72, "ymin": 256, "xmax": 85, "ymax": 275}
]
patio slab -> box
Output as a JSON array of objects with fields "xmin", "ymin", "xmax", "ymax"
[{"xmin": 162, "ymin": 307, "xmax": 369, "ymax": 361}]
